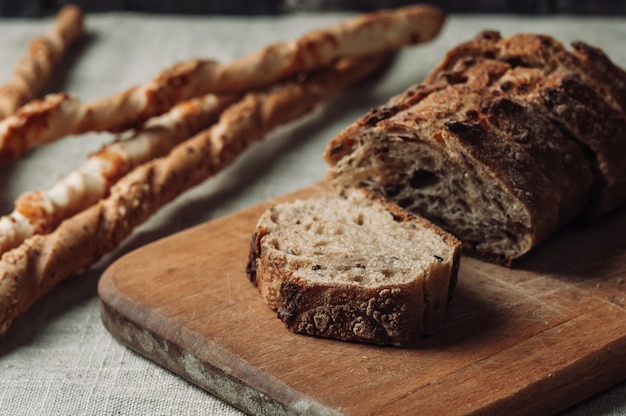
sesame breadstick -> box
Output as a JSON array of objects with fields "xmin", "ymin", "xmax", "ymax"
[
  {"xmin": 0, "ymin": 4, "xmax": 444, "ymax": 161},
  {"xmin": 0, "ymin": 93, "xmax": 237, "ymax": 255},
  {"xmin": 0, "ymin": 5, "xmax": 84, "ymax": 119},
  {"xmin": 0, "ymin": 52, "xmax": 390, "ymax": 333}
]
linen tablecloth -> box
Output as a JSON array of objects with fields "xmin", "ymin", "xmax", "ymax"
[{"xmin": 0, "ymin": 9, "xmax": 625, "ymax": 415}]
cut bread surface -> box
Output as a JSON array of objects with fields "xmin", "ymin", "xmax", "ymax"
[
  {"xmin": 247, "ymin": 188, "xmax": 461, "ymax": 346},
  {"xmin": 329, "ymin": 125, "xmax": 539, "ymax": 262}
]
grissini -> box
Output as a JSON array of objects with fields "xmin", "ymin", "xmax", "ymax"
[
  {"xmin": 0, "ymin": 5, "xmax": 84, "ymax": 119},
  {"xmin": 0, "ymin": 52, "xmax": 390, "ymax": 333},
  {"xmin": 0, "ymin": 4, "xmax": 444, "ymax": 161},
  {"xmin": 0, "ymin": 93, "xmax": 237, "ymax": 255}
]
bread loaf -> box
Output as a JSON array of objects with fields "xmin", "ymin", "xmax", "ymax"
[
  {"xmin": 324, "ymin": 31, "xmax": 626, "ymax": 264},
  {"xmin": 246, "ymin": 188, "xmax": 461, "ymax": 347},
  {"xmin": 426, "ymin": 31, "xmax": 626, "ymax": 218}
]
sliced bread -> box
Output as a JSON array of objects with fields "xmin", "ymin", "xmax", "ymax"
[
  {"xmin": 325, "ymin": 31, "xmax": 626, "ymax": 264},
  {"xmin": 427, "ymin": 30, "xmax": 626, "ymax": 218},
  {"xmin": 246, "ymin": 187, "xmax": 461, "ymax": 347}
]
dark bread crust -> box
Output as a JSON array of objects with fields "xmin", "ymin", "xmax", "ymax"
[
  {"xmin": 433, "ymin": 58, "xmax": 594, "ymax": 227},
  {"xmin": 428, "ymin": 30, "xmax": 626, "ymax": 218},
  {"xmin": 570, "ymin": 41, "xmax": 626, "ymax": 115},
  {"xmin": 277, "ymin": 280, "xmax": 423, "ymax": 347}
]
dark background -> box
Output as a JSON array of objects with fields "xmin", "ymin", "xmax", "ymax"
[{"xmin": 0, "ymin": 0, "xmax": 625, "ymax": 17}]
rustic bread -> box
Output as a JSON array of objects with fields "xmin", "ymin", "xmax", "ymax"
[
  {"xmin": 438, "ymin": 58, "xmax": 594, "ymax": 225},
  {"xmin": 427, "ymin": 30, "xmax": 626, "ymax": 218},
  {"xmin": 325, "ymin": 31, "xmax": 626, "ymax": 264},
  {"xmin": 427, "ymin": 30, "xmax": 626, "ymax": 115},
  {"xmin": 246, "ymin": 188, "xmax": 461, "ymax": 347}
]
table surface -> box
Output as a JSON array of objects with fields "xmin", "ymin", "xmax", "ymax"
[{"xmin": 0, "ymin": 9, "xmax": 624, "ymax": 416}]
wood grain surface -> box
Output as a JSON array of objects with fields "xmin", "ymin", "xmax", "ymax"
[{"xmin": 98, "ymin": 182, "xmax": 626, "ymax": 415}]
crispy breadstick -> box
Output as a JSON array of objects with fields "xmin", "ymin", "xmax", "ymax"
[
  {"xmin": 0, "ymin": 4, "xmax": 444, "ymax": 161},
  {"xmin": 0, "ymin": 52, "xmax": 390, "ymax": 333},
  {"xmin": 0, "ymin": 93, "xmax": 237, "ymax": 255},
  {"xmin": 0, "ymin": 5, "xmax": 84, "ymax": 119}
]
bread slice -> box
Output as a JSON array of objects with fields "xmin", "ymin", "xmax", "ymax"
[
  {"xmin": 325, "ymin": 31, "xmax": 626, "ymax": 264},
  {"xmin": 246, "ymin": 188, "xmax": 461, "ymax": 347}
]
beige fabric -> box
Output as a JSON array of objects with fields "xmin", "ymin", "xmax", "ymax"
[{"xmin": 0, "ymin": 11, "xmax": 624, "ymax": 416}]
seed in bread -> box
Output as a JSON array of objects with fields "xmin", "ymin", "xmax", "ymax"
[{"xmin": 247, "ymin": 188, "xmax": 461, "ymax": 347}]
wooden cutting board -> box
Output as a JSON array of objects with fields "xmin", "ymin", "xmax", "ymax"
[{"xmin": 98, "ymin": 182, "xmax": 626, "ymax": 416}]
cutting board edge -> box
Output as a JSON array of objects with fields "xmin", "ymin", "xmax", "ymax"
[
  {"xmin": 98, "ymin": 292, "xmax": 343, "ymax": 416},
  {"xmin": 100, "ymin": 288, "xmax": 626, "ymax": 415},
  {"xmin": 457, "ymin": 326, "xmax": 626, "ymax": 416}
]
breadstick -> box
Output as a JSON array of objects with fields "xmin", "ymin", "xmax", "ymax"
[
  {"xmin": 0, "ymin": 4, "xmax": 444, "ymax": 161},
  {"xmin": 0, "ymin": 93, "xmax": 237, "ymax": 255},
  {"xmin": 0, "ymin": 52, "xmax": 390, "ymax": 333},
  {"xmin": 0, "ymin": 5, "xmax": 84, "ymax": 119}
]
